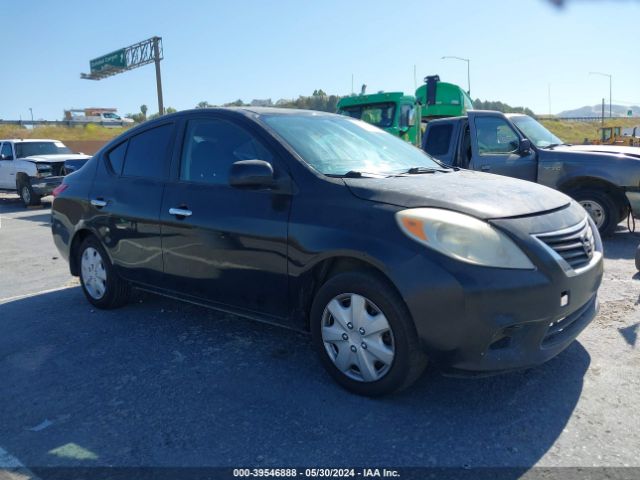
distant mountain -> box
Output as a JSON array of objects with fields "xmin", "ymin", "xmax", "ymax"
[{"xmin": 557, "ymin": 104, "xmax": 640, "ymax": 118}]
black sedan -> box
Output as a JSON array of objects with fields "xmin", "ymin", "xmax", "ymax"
[{"xmin": 51, "ymin": 108, "xmax": 603, "ymax": 396}]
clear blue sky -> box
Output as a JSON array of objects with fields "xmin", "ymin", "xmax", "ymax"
[{"xmin": 2, "ymin": 0, "xmax": 639, "ymax": 120}]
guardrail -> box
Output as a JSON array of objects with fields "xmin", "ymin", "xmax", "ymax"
[{"xmin": 0, "ymin": 120, "xmax": 133, "ymax": 127}]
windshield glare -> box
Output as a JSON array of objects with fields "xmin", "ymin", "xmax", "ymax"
[
  {"xmin": 15, "ymin": 142, "xmax": 73, "ymax": 158},
  {"xmin": 510, "ymin": 115, "xmax": 563, "ymax": 148},
  {"xmin": 262, "ymin": 114, "xmax": 442, "ymax": 176}
]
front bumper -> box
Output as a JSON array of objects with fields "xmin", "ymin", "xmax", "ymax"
[
  {"xmin": 625, "ymin": 190, "xmax": 640, "ymax": 217},
  {"xmin": 389, "ymin": 214, "xmax": 603, "ymax": 374},
  {"xmin": 30, "ymin": 175, "xmax": 63, "ymax": 196}
]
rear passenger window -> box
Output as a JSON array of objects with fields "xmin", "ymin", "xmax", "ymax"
[
  {"xmin": 122, "ymin": 124, "xmax": 173, "ymax": 180},
  {"xmin": 107, "ymin": 141, "xmax": 127, "ymax": 175},
  {"xmin": 424, "ymin": 124, "xmax": 453, "ymax": 156}
]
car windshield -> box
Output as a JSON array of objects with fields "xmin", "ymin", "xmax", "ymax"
[
  {"xmin": 262, "ymin": 113, "xmax": 443, "ymax": 176},
  {"xmin": 510, "ymin": 115, "xmax": 563, "ymax": 148},
  {"xmin": 339, "ymin": 102, "xmax": 396, "ymax": 128},
  {"xmin": 15, "ymin": 141, "xmax": 73, "ymax": 158}
]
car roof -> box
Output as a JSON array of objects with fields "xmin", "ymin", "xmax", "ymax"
[
  {"xmin": 0, "ymin": 138, "xmax": 64, "ymax": 143},
  {"xmin": 161, "ymin": 107, "xmax": 337, "ymax": 119}
]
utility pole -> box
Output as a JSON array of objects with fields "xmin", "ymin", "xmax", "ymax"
[
  {"xmin": 442, "ymin": 56, "xmax": 470, "ymax": 96},
  {"xmin": 153, "ymin": 36, "xmax": 164, "ymax": 116},
  {"xmin": 590, "ymin": 72, "xmax": 612, "ymax": 118},
  {"xmin": 548, "ymin": 84, "xmax": 551, "ymax": 116}
]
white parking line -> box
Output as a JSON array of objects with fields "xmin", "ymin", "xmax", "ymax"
[
  {"xmin": 0, "ymin": 446, "xmax": 38, "ymax": 479},
  {"xmin": 0, "ymin": 285, "xmax": 77, "ymax": 306}
]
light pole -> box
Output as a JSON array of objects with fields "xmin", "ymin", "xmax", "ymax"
[
  {"xmin": 589, "ymin": 72, "xmax": 612, "ymax": 118},
  {"xmin": 442, "ymin": 56, "xmax": 471, "ymax": 96},
  {"xmin": 29, "ymin": 108, "xmax": 33, "ymax": 122}
]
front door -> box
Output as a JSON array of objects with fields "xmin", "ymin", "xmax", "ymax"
[
  {"xmin": 0, "ymin": 143, "xmax": 15, "ymax": 188},
  {"xmin": 160, "ymin": 115, "xmax": 291, "ymax": 319},
  {"xmin": 468, "ymin": 112, "xmax": 537, "ymax": 181}
]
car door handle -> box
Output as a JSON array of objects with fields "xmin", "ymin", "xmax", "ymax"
[
  {"xmin": 480, "ymin": 165, "xmax": 491, "ymax": 172},
  {"xmin": 169, "ymin": 207, "xmax": 192, "ymax": 217},
  {"xmin": 90, "ymin": 198, "xmax": 107, "ymax": 208}
]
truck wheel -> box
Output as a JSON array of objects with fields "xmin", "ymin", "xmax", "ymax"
[
  {"xmin": 78, "ymin": 235, "xmax": 131, "ymax": 309},
  {"xmin": 310, "ymin": 270, "xmax": 427, "ymax": 396},
  {"xmin": 571, "ymin": 188, "xmax": 618, "ymax": 237},
  {"xmin": 18, "ymin": 179, "xmax": 41, "ymax": 207}
]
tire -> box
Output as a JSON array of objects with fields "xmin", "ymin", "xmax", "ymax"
[
  {"xmin": 17, "ymin": 179, "xmax": 41, "ymax": 207},
  {"xmin": 310, "ymin": 270, "xmax": 427, "ymax": 396},
  {"xmin": 570, "ymin": 188, "xmax": 618, "ymax": 237},
  {"xmin": 78, "ymin": 235, "xmax": 131, "ymax": 309}
]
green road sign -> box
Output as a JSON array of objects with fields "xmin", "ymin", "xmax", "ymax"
[
  {"xmin": 628, "ymin": 110, "xmax": 633, "ymax": 117},
  {"xmin": 90, "ymin": 49, "xmax": 126, "ymax": 74}
]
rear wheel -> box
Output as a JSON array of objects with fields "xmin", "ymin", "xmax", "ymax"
[
  {"xmin": 571, "ymin": 188, "xmax": 618, "ymax": 237},
  {"xmin": 310, "ymin": 271, "xmax": 427, "ymax": 396},
  {"xmin": 18, "ymin": 179, "xmax": 41, "ymax": 207},
  {"xmin": 78, "ymin": 236, "xmax": 131, "ymax": 309}
]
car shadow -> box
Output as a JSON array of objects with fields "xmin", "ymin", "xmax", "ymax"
[
  {"xmin": 0, "ymin": 288, "xmax": 590, "ymax": 476},
  {"xmin": 0, "ymin": 194, "xmax": 52, "ymax": 214},
  {"xmin": 603, "ymin": 225, "xmax": 640, "ymax": 261}
]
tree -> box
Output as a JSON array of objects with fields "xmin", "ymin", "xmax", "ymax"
[
  {"xmin": 140, "ymin": 104, "xmax": 148, "ymax": 119},
  {"xmin": 196, "ymin": 101, "xmax": 211, "ymax": 108},
  {"xmin": 165, "ymin": 107, "xmax": 177, "ymax": 114}
]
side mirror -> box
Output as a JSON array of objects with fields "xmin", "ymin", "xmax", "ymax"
[
  {"xmin": 518, "ymin": 138, "xmax": 531, "ymax": 155},
  {"xmin": 229, "ymin": 160, "xmax": 274, "ymax": 188},
  {"xmin": 407, "ymin": 108, "xmax": 416, "ymax": 127}
]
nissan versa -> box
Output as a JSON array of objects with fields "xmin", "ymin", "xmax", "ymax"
[{"xmin": 51, "ymin": 108, "xmax": 603, "ymax": 396}]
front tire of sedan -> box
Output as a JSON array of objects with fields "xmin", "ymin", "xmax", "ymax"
[
  {"xmin": 78, "ymin": 236, "xmax": 131, "ymax": 309},
  {"xmin": 310, "ymin": 271, "xmax": 427, "ymax": 396}
]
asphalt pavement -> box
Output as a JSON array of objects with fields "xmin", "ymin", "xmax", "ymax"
[{"xmin": 0, "ymin": 193, "xmax": 638, "ymax": 476}]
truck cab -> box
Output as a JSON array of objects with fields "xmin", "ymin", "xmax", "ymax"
[
  {"xmin": 337, "ymin": 92, "xmax": 419, "ymax": 144},
  {"xmin": 422, "ymin": 111, "xmax": 640, "ymax": 235}
]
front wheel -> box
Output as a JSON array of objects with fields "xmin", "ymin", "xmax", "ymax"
[
  {"xmin": 571, "ymin": 188, "xmax": 618, "ymax": 237},
  {"xmin": 310, "ymin": 271, "xmax": 427, "ymax": 396},
  {"xmin": 18, "ymin": 180, "xmax": 41, "ymax": 207},
  {"xmin": 78, "ymin": 236, "xmax": 131, "ymax": 309}
]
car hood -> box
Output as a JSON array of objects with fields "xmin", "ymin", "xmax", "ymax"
[
  {"xmin": 344, "ymin": 170, "xmax": 571, "ymax": 219},
  {"xmin": 555, "ymin": 144, "xmax": 640, "ymax": 159},
  {"xmin": 22, "ymin": 153, "xmax": 92, "ymax": 163}
]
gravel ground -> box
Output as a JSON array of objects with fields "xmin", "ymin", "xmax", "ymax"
[{"xmin": 0, "ymin": 193, "xmax": 638, "ymax": 475}]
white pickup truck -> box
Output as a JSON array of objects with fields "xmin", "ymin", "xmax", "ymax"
[
  {"xmin": 64, "ymin": 109, "xmax": 134, "ymax": 126},
  {"xmin": 0, "ymin": 139, "xmax": 90, "ymax": 206}
]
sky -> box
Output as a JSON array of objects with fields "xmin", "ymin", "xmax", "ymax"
[{"xmin": 1, "ymin": 0, "xmax": 639, "ymax": 120}]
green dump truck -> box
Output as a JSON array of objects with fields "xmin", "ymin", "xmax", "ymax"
[{"xmin": 337, "ymin": 75, "xmax": 473, "ymax": 146}]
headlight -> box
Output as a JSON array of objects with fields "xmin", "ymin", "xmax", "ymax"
[
  {"xmin": 36, "ymin": 164, "xmax": 52, "ymax": 178},
  {"xmin": 396, "ymin": 208, "xmax": 535, "ymax": 269}
]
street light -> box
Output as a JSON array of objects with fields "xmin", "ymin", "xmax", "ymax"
[
  {"xmin": 589, "ymin": 72, "xmax": 612, "ymax": 118},
  {"xmin": 442, "ymin": 56, "xmax": 471, "ymax": 96}
]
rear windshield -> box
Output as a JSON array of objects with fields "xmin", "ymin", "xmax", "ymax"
[
  {"xmin": 15, "ymin": 141, "xmax": 73, "ymax": 158},
  {"xmin": 339, "ymin": 102, "xmax": 396, "ymax": 128}
]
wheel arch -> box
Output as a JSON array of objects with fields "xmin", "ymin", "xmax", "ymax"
[
  {"xmin": 296, "ymin": 254, "xmax": 405, "ymax": 330},
  {"xmin": 559, "ymin": 176, "xmax": 629, "ymax": 213},
  {"xmin": 69, "ymin": 228, "xmax": 100, "ymax": 276}
]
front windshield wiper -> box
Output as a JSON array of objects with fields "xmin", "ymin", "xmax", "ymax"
[
  {"xmin": 326, "ymin": 170, "xmax": 387, "ymax": 178},
  {"xmin": 543, "ymin": 143, "xmax": 572, "ymax": 150},
  {"xmin": 401, "ymin": 166, "xmax": 457, "ymax": 174}
]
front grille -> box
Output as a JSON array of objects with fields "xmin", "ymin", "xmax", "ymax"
[
  {"xmin": 50, "ymin": 163, "xmax": 64, "ymax": 176},
  {"xmin": 535, "ymin": 218, "xmax": 595, "ymax": 270}
]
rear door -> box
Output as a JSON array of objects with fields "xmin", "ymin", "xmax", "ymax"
[
  {"xmin": 468, "ymin": 112, "xmax": 537, "ymax": 181},
  {"xmin": 88, "ymin": 122, "xmax": 176, "ymax": 286},
  {"xmin": 159, "ymin": 113, "xmax": 291, "ymax": 319},
  {"xmin": 0, "ymin": 142, "xmax": 16, "ymax": 188}
]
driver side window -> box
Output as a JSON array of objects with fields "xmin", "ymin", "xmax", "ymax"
[
  {"xmin": 0, "ymin": 143, "xmax": 13, "ymax": 160},
  {"xmin": 475, "ymin": 117, "xmax": 519, "ymax": 155}
]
